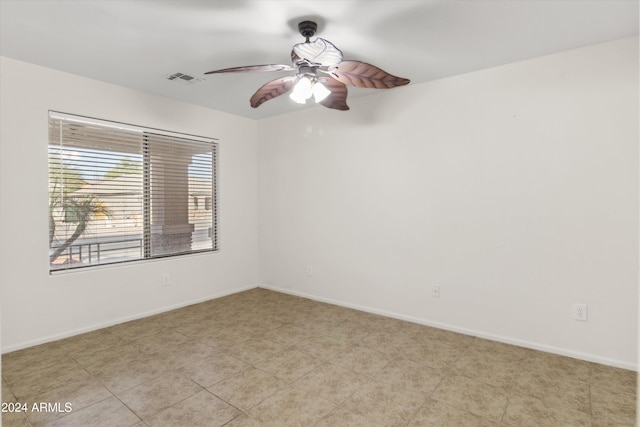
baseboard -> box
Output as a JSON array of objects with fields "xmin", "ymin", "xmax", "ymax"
[
  {"xmin": 1, "ymin": 285, "xmax": 256, "ymax": 354},
  {"xmin": 6, "ymin": 283, "xmax": 636, "ymax": 371},
  {"xmin": 259, "ymin": 284, "xmax": 637, "ymax": 371}
]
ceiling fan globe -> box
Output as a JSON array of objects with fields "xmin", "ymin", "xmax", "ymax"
[
  {"xmin": 312, "ymin": 81, "xmax": 331, "ymax": 103},
  {"xmin": 289, "ymin": 77, "xmax": 313, "ymax": 103}
]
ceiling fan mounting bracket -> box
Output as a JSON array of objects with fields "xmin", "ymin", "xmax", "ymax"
[{"xmin": 298, "ymin": 21, "xmax": 317, "ymax": 41}]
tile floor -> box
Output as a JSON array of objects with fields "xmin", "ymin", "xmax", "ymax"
[{"xmin": 1, "ymin": 288, "xmax": 637, "ymax": 426}]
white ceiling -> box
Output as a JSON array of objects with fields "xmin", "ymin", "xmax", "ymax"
[{"xmin": 1, "ymin": 0, "xmax": 637, "ymax": 119}]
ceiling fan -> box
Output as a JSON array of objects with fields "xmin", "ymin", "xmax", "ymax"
[{"xmin": 205, "ymin": 21, "xmax": 410, "ymax": 111}]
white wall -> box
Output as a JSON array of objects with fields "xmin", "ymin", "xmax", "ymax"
[
  {"xmin": 1, "ymin": 37, "xmax": 637, "ymax": 370},
  {"xmin": 0, "ymin": 57, "xmax": 259, "ymax": 352},
  {"xmin": 257, "ymin": 37, "xmax": 639, "ymax": 369}
]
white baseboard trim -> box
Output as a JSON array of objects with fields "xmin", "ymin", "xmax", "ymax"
[
  {"xmin": 259, "ymin": 284, "xmax": 637, "ymax": 371},
  {"xmin": 1, "ymin": 285, "xmax": 256, "ymax": 354},
  {"xmin": 6, "ymin": 283, "xmax": 636, "ymax": 371}
]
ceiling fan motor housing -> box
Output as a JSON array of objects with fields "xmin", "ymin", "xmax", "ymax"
[{"xmin": 298, "ymin": 21, "xmax": 317, "ymax": 40}]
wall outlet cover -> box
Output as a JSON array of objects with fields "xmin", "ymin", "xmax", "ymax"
[{"xmin": 573, "ymin": 303, "xmax": 588, "ymax": 321}]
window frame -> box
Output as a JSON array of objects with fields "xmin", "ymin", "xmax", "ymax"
[{"xmin": 48, "ymin": 111, "xmax": 218, "ymax": 273}]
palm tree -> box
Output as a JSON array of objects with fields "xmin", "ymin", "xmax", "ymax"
[
  {"xmin": 49, "ymin": 158, "xmax": 109, "ymax": 264},
  {"xmin": 104, "ymin": 157, "xmax": 141, "ymax": 180}
]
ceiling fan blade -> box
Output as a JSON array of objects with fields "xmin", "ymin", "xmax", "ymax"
[
  {"xmin": 330, "ymin": 60, "xmax": 410, "ymax": 89},
  {"xmin": 317, "ymin": 77, "xmax": 349, "ymax": 111},
  {"xmin": 250, "ymin": 76, "xmax": 298, "ymax": 108},
  {"xmin": 205, "ymin": 64, "xmax": 295, "ymax": 74}
]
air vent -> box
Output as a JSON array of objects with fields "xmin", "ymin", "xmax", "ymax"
[{"xmin": 165, "ymin": 72, "xmax": 204, "ymax": 85}]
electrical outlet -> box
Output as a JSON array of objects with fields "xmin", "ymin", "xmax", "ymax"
[
  {"xmin": 432, "ymin": 285, "xmax": 440, "ymax": 298},
  {"xmin": 305, "ymin": 265, "xmax": 313, "ymax": 277},
  {"xmin": 573, "ymin": 303, "xmax": 588, "ymax": 321},
  {"xmin": 162, "ymin": 274, "xmax": 171, "ymax": 286}
]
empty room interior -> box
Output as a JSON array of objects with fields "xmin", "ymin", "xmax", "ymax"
[{"xmin": 0, "ymin": 1, "xmax": 638, "ymax": 426}]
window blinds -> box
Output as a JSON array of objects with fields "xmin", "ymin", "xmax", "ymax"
[{"xmin": 48, "ymin": 112, "xmax": 217, "ymax": 272}]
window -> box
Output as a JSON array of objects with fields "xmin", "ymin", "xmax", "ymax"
[{"xmin": 48, "ymin": 112, "xmax": 217, "ymax": 272}]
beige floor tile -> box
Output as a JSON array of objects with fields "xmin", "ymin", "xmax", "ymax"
[
  {"xmin": 431, "ymin": 375, "xmax": 509, "ymax": 421},
  {"xmin": 526, "ymin": 351, "xmax": 592, "ymax": 383},
  {"xmin": 261, "ymin": 324, "xmax": 317, "ymax": 347},
  {"xmin": 408, "ymin": 398, "xmax": 490, "ymax": 427},
  {"xmin": 222, "ymin": 413, "xmax": 267, "ymax": 427},
  {"xmin": 325, "ymin": 324, "xmax": 371, "ymax": 345},
  {"xmin": 207, "ymin": 366, "xmax": 284, "ymax": 411},
  {"xmin": 91, "ymin": 353, "xmax": 178, "ymax": 394},
  {"xmin": 464, "ymin": 337, "xmax": 532, "ymax": 360},
  {"xmin": 412, "ymin": 327, "xmax": 476, "ymax": 351},
  {"xmin": 25, "ymin": 377, "xmax": 111, "ymax": 425},
  {"xmin": 2, "ymin": 410, "xmax": 32, "ymax": 427},
  {"xmin": 292, "ymin": 333, "xmax": 351, "ymax": 361},
  {"xmin": 365, "ymin": 315, "xmax": 413, "ymax": 334},
  {"xmin": 107, "ymin": 318, "xmax": 166, "ymax": 342},
  {"xmin": 589, "ymin": 363, "xmax": 637, "ymax": 396},
  {"xmin": 2, "ymin": 341, "xmax": 66, "ymax": 364},
  {"xmin": 591, "ymin": 386, "xmax": 637, "ymax": 426},
  {"xmin": 223, "ymin": 320, "xmax": 275, "ymax": 337},
  {"xmin": 116, "ymin": 371, "xmax": 202, "ymax": 419},
  {"xmin": 183, "ymin": 308, "xmax": 235, "ymax": 325},
  {"xmin": 315, "ymin": 405, "xmax": 388, "ymax": 427},
  {"xmin": 2, "ymin": 378, "xmax": 16, "ymax": 402},
  {"xmin": 328, "ymin": 344, "xmax": 392, "ymax": 376},
  {"xmin": 228, "ymin": 317, "xmax": 286, "ymax": 337},
  {"xmin": 2, "ymin": 342, "xmax": 68, "ymax": 376},
  {"xmin": 227, "ymin": 338, "xmax": 285, "ymax": 365},
  {"xmin": 254, "ymin": 348, "xmax": 320, "ymax": 383},
  {"xmin": 133, "ymin": 329, "xmax": 219, "ymax": 366},
  {"xmin": 73, "ymin": 341, "xmax": 148, "ymax": 373},
  {"xmin": 151, "ymin": 340, "xmax": 217, "ymax": 371},
  {"xmin": 501, "ymin": 392, "xmax": 592, "ymax": 426},
  {"xmin": 592, "ymin": 415, "xmax": 637, "ymax": 427},
  {"xmin": 514, "ymin": 365, "xmax": 591, "ymax": 414},
  {"xmin": 177, "ymin": 352, "xmax": 253, "ymax": 388},
  {"xmin": 129, "ymin": 329, "xmax": 192, "ymax": 354},
  {"xmin": 293, "ymin": 361, "xmax": 370, "ymax": 404},
  {"xmin": 398, "ymin": 339, "xmax": 464, "ymax": 370},
  {"xmin": 378, "ymin": 356, "xmax": 444, "ymax": 395},
  {"xmin": 181, "ymin": 325, "xmax": 256, "ymax": 351},
  {"xmin": 73, "ymin": 340, "xmax": 146, "ymax": 362},
  {"xmin": 55, "ymin": 328, "xmax": 126, "ymax": 358},
  {"xmin": 452, "ymin": 350, "xmax": 521, "ymax": 388},
  {"xmin": 144, "ymin": 390, "xmax": 242, "ymax": 427},
  {"xmin": 246, "ymin": 385, "xmax": 335, "ymax": 426},
  {"xmin": 357, "ymin": 329, "xmax": 412, "ymax": 357},
  {"xmin": 343, "ymin": 376, "xmax": 430, "ymax": 427},
  {"xmin": 296, "ymin": 317, "xmax": 370, "ymax": 346},
  {"xmin": 5, "ymin": 358, "xmax": 93, "ymax": 401},
  {"xmin": 150, "ymin": 305, "xmax": 208, "ymax": 329},
  {"xmin": 42, "ymin": 396, "xmax": 141, "ymax": 427}
]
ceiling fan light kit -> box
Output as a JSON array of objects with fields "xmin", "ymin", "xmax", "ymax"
[
  {"xmin": 205, "ymin": 20, "xmax": 410, "ymax": 111},
  {"xmin": 289, "ymin": 76, "xmax": 331, "ymax": 104}
]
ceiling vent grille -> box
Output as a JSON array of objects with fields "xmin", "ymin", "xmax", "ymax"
[{"xmin": 165, "ymin": 72, "xmax": 204, "ymax": 85}]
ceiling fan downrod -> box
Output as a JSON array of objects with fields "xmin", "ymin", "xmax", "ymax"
[{"xmin": 298, "ymin": 21, "xmax": 317, "ymax": 42}]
